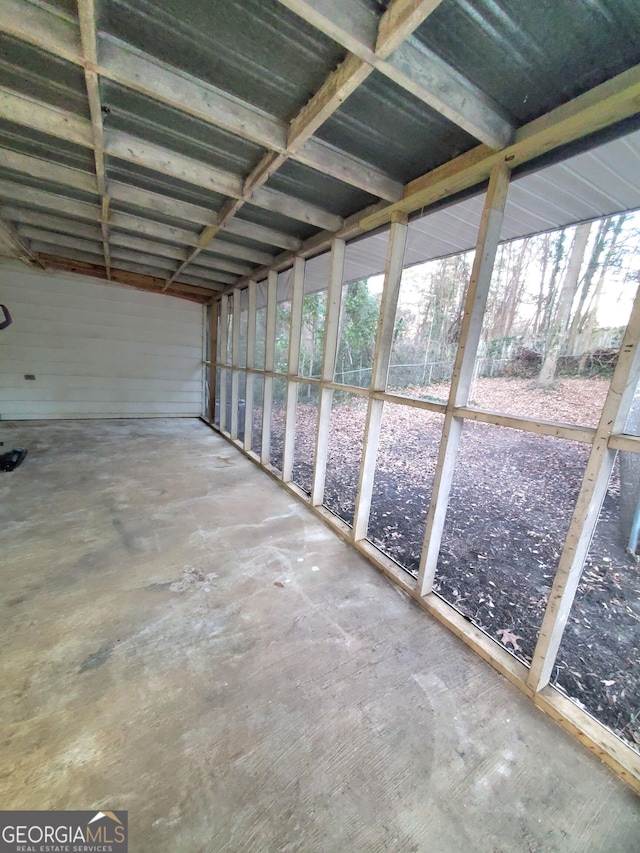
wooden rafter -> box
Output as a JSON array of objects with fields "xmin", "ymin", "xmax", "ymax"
[
  {"xmin": 360, "ymin": 64, "xmax": 640, "ymax": 232},
  {"xmin": 232, "ymin": 61, "xmax": 640, "ymax": 290},
  {"xmin": 0, "ymin": 216, "xmax": 44, "ymax": 268},
  {"xmin": 0, "ymin": 87, "xmax": 344, "ymax": 234},
  {"xmin": 273, "ymin": 0, "xmax": 514, "ymax": 148},
  {"xmin": 34, "ymin": 252, "xmax": 211, "ymax": 303},
  {"xmin": 0, "ymin": 0, "xmax": 401, "ymax": 201},
  {"xmin": 0, "ymin": 0, "xmax": 446, "ymax": 290},
  {"xmin": 77, "ymin": 0, "xmax": 111, "ymax": 278},
  {"xmin": 0, "ymin": 179, "xmax": 279, "ymax": 272},
  {"xmin": 165, "ymin": 0, "xmax": 441, "ymax": 285}
]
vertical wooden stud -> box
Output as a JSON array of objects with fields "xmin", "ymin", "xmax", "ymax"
[
  {"xmin": 353, "ymin": 213, "xmax": 408, "ymax": 540},
  {"xmin": 417, "ymin": 161, "xmax": 511, "ymax": 596},
  {"xmin": 230, "ymin": 287, "xmax": 241, "ymax": 440},
  {"xmin": 283, "ymin": 258, "xmax": 305, "ymax": 482},
  {"xmin": 311, "ymin": 238, "xmax": 346, "ymax": 506},
  {"xmin": 528, "ymin": 283, "xmax": 640, "ymax": 691},
  {"xmin": 219, "ymin": 293, "xmax": 228, "ymax": 433},
  {"xmin": 261, "ymin": 270, "xmax": 278, "ymax": 464},
  {"xmin": 208, "ymin": 299, "xmax": 219, "ymax": 425},
  {"xmin": 244, "ymin": 280, "xmax": 257, "ymax": 451}
]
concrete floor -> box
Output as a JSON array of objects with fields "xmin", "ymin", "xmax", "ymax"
[{"xmin": 1, "ymin": 419, "xmax": 639, "ymax": 852}]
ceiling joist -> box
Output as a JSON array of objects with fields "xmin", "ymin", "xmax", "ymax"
[
  {"xmin": 77, "ymin": 0, "xmax": 110, "ymax": 277},
  {"xmin": 0, "ymin": 87, "xmax": 341, "ymax": 233},
  {"xmin": 360, "ymin": 63, "xmax": 640, "ymax": 232},
  {"xmin": 0, "ymin": 216, "xmax": 44, "ymax": 268},
  {"xmin": 0, "ymin": 0, "xmax": 636, "ymax": 306},
  {"xmin": 273, "ymin": 0, "xmax": 514, "ymax": 149},
  {"xmin": 0, "ymin": 0, "xmax": 403, "ymax": 201},
  {"xmin": 34, "ymin": 252, "xmax": 213, "ymax": 303}
]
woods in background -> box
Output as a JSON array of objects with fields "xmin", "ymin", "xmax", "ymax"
[{"xmin": 296, "ymin": 211, "xmax": 639, "ymax": 392}]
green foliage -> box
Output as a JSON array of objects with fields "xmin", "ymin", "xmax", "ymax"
[
  {"xmin": 299, "ymin": 291, "xmax": 326, "ymax": 378},
  {"xmin": 274, "ymin": 302, "xmax": 291, "ymax": 373},
  {"xmin": 335, "ymin": 280, "xmax": 380, "ymax": 384}
]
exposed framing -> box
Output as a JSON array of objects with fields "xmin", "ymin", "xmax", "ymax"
[
  {"xmin": 207, "ymin": 160, "xmax": 640, "ymax": 794},
  {"xmin": 3, "ymin": 0, "xmax": 640, "ymax": 795}
]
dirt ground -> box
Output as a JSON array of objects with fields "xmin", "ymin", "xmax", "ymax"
[{"xmin": 261, "ymin": 377, "xmax": 640, "ymax": 753}]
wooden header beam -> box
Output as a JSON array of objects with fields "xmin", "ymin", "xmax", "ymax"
[
  {"xmin": 34, "ymin": 252, "xmax": 211, "ymax": 303},
  {"xmin": 0, "ymin": 0, "xmax": 402, "ymax": 201},
  {"xmin": 360, "ymin": 64, "xmax": 640, "ymax": 232},
  {"xmin": 274, "ymin": 0, "xmax": 513, "ymax": 149}
]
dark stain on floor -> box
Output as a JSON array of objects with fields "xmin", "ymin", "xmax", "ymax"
[{"xmin": 79, "ymin": 642, "xmax": 114, "ymax": 673}]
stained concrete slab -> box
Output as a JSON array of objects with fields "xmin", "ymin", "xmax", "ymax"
[{"xmin": 0, "ymin": 418, "xmax": 638, "ymax": 852}]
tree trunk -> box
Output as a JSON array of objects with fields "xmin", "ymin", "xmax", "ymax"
[
  {"xmin": 540, "ymin": 230, "xmax": 567, "ymax": 338},
  {"xmin": 536, "ymin": 222, "xmax": 592, "ymax": 387},
  {"xmin": 578, "ymin": 215, "xmax": 626, "ymax": 372},
  {"xmin": 533, "ymin": 233, "xmax": 551, "ymax": 340},
  {"xmin": 505, "ymin": 237, "xmax": 531, "ymax": 335},
  {"xmin": 566, "ymin": 217, "xmax": 611, "ymax": 355}
]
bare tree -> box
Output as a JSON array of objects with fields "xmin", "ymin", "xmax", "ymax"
[
  {"xmin": 536, "ymin": 222, "xmax": 592, "ymax": 387},
  {"xmin": 578, "ymin": 215, "xmax": 627, "ymax": 372},
  {"xmin": 566, "ymin": 217, "xmax": 612, "ymax": 355}
]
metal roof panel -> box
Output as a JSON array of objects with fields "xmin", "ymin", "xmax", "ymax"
[
  {"xmin": 98, "ymin": 0, "xmax": 348, "ymax": 121},
  {"xmin": 314, "ymin": 69, "xmax": 478, "ymax": 184},
  {"xmin": 413, "ymin": 0, "xmax": 640, "ymax": 124},
  {"xmin": 265, "ymin": 158, "xmax": 378, "ymax": 218},
  {"xmin": 0, "ymin": 32, "xmax": 89, "ymax": 118},
  {"xmin": 101, "ymin": 81, "xmax": 265, "ymax": 176}
]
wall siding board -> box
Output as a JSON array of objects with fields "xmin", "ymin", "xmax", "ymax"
[{"xmin": 0, "ymin": 264, "xmax": 203, "ymax": 419}]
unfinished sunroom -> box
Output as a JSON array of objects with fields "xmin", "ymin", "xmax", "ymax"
[{"xmin": 1, "ymin": 0, "xmax": 640, "ymax": 848}]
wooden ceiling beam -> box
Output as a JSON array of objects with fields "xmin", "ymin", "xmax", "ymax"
[
  {"xmin": 360, "ymin": 63, "xmax": 640, "ymax": 232},
  {"xmin": 0, "ymin": 88, "xmax": 341, "ymax": 231},
  {"xmin": 35, "ymin": 252, "xmax": 211, "ymax": 303},
  {"xmin": 0, "ymin": 216, "xmax": 43, "ymax": 267},
  {"xmin": 1, "ymin": 148, "xmax": 98, "ymax": 195},
  {"xmin": 17, "ymin": 225, "xmax": 104, "ymax": 257},
  {"xmin": 273, "ymin": 0, "xmax": 514, "ymax": 148},
  {"xmin": 376, "ymin": 0, "xmax": 445, "ymax": 57},
  {"xmin": 77, "ymin": 0, "xmax": 111, "ymax": 277},
  {"xmin": 1, "ymin": 206, "xmax": 102, "ymax": 242},
  {"xmin": 0, "ymin": 1, "xmax": 402, "ymax": 201}
]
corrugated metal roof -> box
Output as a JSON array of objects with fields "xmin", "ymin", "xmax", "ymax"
[
  {"xmin": 0, "ymin": 120, "xmax": 95, "ymax": 172},
  {"xmin": 315, "ymin": 70, "xmax": 477, "ymax": 184},
  {"xmin": 98, "ymin": 0, "xmax": 347, "ymax": 120},
  {"xmin": 0, "ymin": 32, "xmax": 89, "ymax": 117},
  {"xmin": 42, "ymin": 0, "xmax": 76, "ymax": 16},
  {"xmin": 0, "ymin": 164, "xmax": 97, "ymax": 204},
  {"xmin": 0, "ymin": 0, "xmax": 638, "ymax": 298},
  {"xmin": 265, "ymin": 158, "xmax": 378, "ymax": 219},
  {"xmin": 105, "ymin": 161, "xmax": 227, "ymax": 212},
  {"xmin": 413, "ymin": 0, "xmax": 640, "ymax": 125},
  {"xmin": 233, "ymin": 207, "xmax": 317, "ymax": 242},
  {"xmin": 502, "ymin": 128, "xmax": 640, "ymax": 238},
  {"xmin": 101, "ymin": 81, "xmax": 265, "ymax": 176},
  {"xmin": 106, "ymin": 200, "xmax": 202, "ymax": 234},
  {"xmin": 300, "ymin": 127, "xmax": 640, "ymax": 291}
]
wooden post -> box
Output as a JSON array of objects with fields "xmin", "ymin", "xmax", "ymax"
[
  {"xmin": 283, "ymin": 257, "xmax": 305, "ymax": 481},
  {"xmin": 311, "ymin": 237, "xmax": 346, "ymax": 506},
  {"xmin": 244, "ymin": 280, "xmax": 257, "ymax": 451},
  {"xmin": 353, "ymin": 213, "xmax": 408, "ymax": 540},
  {"xmin": 219, "ymin": 293, "xmax": 228, "ymax": 433},
  {"xmin": 261, "ymin": 270, "xmax": 278, "ymax": 464},
  {"xmin": 208, "ymin": 299, "xmax": 219, "ymax": 425},
  {"xmin": 528, "ymin": 282, "xmax": 640, "ymax": 691},
  {"xmin": 230, "ymin": 287, "xmax": 241, "ymax": 440},
  {"xmin": 416, "ymin": 161, "xmax": 511, "ymax": 596}
]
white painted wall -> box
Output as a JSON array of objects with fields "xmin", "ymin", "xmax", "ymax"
[{"xmin": 0, "ymin": 263, "xmax": 204, "ymax": 419}]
